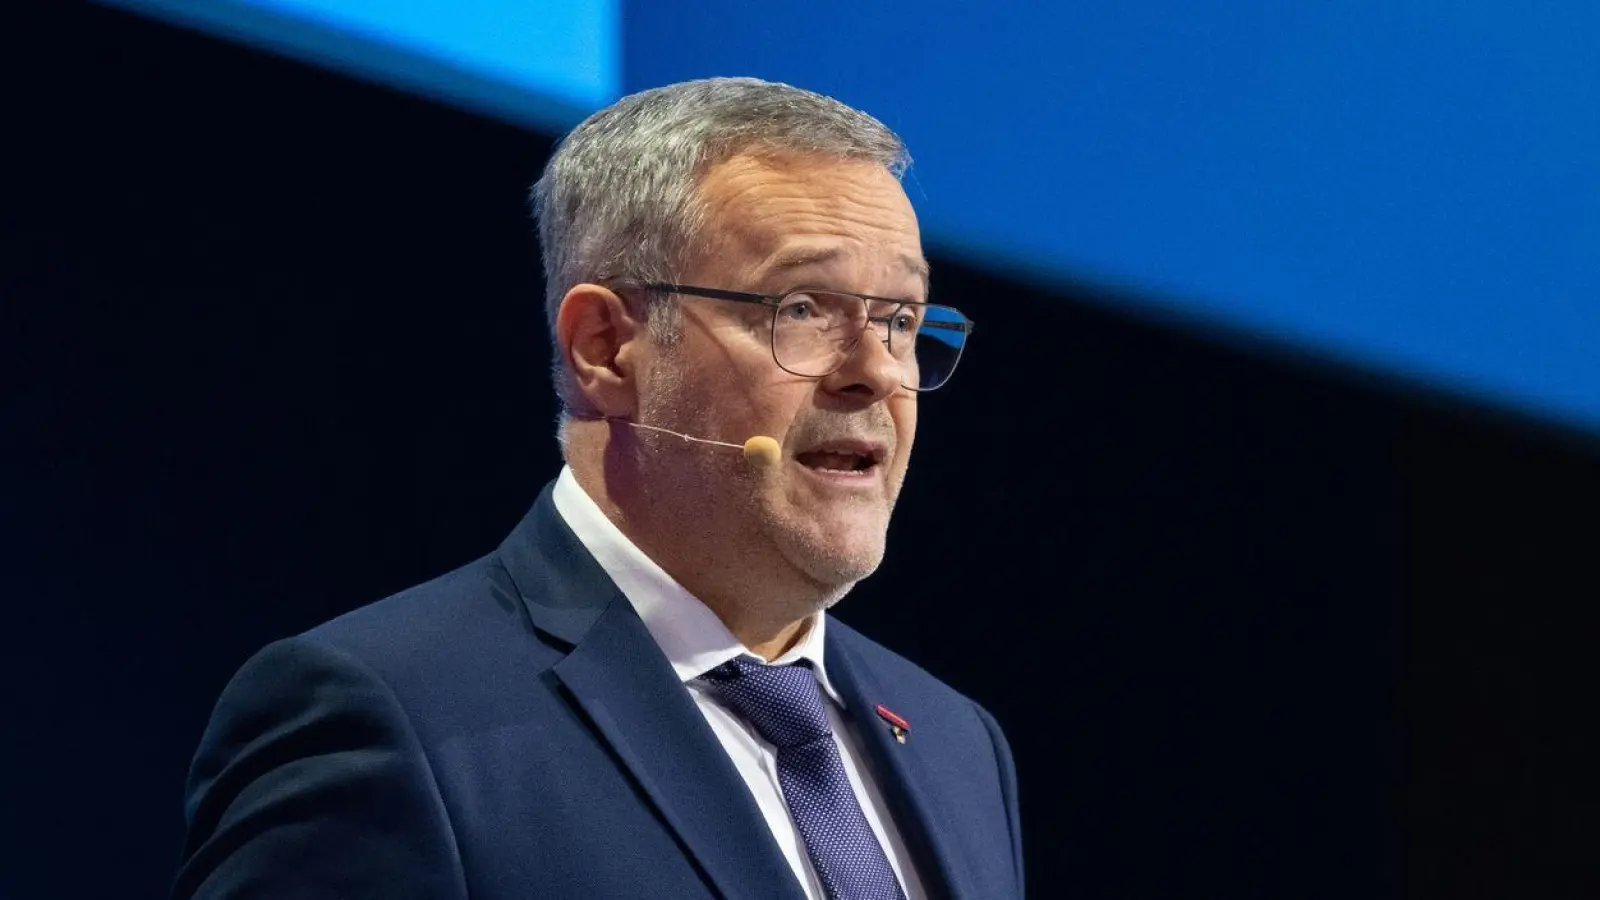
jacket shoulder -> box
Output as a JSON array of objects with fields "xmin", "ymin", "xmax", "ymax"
[{"xmin": 292, "ymin": 553, "xmax": 568, "ymax": 731}]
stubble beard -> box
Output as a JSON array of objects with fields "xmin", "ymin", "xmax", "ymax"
[
  {"xmin": 635, "ymin": 362, "xmax": 903, "ymax": 616},
  {"xmin": 753, "ymin": 466, "xmax": 902, "ymax": 611}
]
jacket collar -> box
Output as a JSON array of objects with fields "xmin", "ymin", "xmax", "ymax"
[
  {"xmin": 494, "ymin": 483, "xmax": 974, "ymax": 900},
  {"xmin": 494, "ymin": 482, "xmax": 807, "ymax": 900}
]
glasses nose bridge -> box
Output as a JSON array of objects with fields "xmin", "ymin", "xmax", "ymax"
[
  {"xmin": 829, "ymin": 303, "xmax": 908, "ymax": 387},
  {"xmin": 814, "ymin": 294, "xmax": 882, "ymax": 362},
  {"xmin": 843, "ymin": 294, "xmax": 906, "ymax": 349}
]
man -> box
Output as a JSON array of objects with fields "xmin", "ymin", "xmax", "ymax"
[{"xmin": 174, "ymin": 77, "xmax": 1022, "ymax": 900}]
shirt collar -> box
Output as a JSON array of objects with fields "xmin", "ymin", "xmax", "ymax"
[{"xmin": 551, "ymin": 466, "xmax": 842, "ymax": 705}]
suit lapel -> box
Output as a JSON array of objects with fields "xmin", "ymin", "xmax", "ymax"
[
  {"xmin": 499, "ymin": 484, "xmax": 806, "ymax": 900},
  {"xmin": 828, "ymin": 632, "xmax": 979, "ymax": 900},
  {"xmin": 553, "ymin": 599, "xmax": 807, "ymax": 900}
]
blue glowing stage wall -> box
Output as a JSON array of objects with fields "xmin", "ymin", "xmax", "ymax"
[{"xmin": 100, "ymin": 0, "xmax": 1600, "ymax": 434}]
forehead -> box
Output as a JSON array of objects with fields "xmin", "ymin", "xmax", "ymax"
[{"xmin": 690, "ymin": 152, "xmax": 926, "ymax": 290}]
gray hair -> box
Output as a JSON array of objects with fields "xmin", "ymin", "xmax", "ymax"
[{"xmin": 529, "ymin": 77, "xmax": 911, "ymax": 420}]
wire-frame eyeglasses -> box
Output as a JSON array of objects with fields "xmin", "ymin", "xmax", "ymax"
[{"xmin": 636, "ymin": 282, "xmax": 973, "ymax": 392}]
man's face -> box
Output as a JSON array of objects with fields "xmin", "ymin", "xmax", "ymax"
[{"xmin": 634, "ymin": 152, "xmax": 925, "ymax": 601}]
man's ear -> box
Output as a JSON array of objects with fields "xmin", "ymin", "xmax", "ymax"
[{"xmin": 556, "ymin": 283, "xmax": 645, "ymax": 418}]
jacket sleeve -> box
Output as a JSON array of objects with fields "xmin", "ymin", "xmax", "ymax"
[
  {"xmin": 974, "ymin": 700, "xmax": 1025, "ymax": 898},
  {"xmin": 173, "ymin": 636, "xmax": 467, "ymax": 899}
]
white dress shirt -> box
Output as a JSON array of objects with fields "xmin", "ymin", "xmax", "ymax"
[{"xmin": 552, "ymin": 466, "xmax": 926, "ymax": 900}]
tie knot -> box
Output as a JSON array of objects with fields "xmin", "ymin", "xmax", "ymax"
[{"xmin": 700, "ymin": 656, "xmax": 832, "ymax": 749}]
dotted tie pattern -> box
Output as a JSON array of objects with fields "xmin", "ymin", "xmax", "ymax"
[{"xmin": 701, "ymin": 656, "xmax": 907, "ymax": 900}]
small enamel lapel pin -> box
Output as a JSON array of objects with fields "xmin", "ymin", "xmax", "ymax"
[{"xmin": 875, "ymin": 704, "xmax": 910, "ymax": 744}]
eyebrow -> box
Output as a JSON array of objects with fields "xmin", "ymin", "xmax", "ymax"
[{"xmin": 761, "ymin": 246, "xmax": 932, "ymax": 293}]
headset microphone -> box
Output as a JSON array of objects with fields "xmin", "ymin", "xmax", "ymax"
[{"xmin": 619, "ymin": 420, "xmax": 782, "ymax": 467}]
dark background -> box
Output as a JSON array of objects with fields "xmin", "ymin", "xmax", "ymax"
[{"xmin": 5, "ymin": 3, "xmax": 1598, "ymax": 897}]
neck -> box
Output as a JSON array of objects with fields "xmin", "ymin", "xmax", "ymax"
[{"xmin": 711, "ymin": 598, "xmax": 822, "ymax": 662}]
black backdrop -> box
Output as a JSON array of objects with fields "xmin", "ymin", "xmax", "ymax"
[{"xmin": 6, "ymin": 3, "xmax": 1599, "ymax": 898}]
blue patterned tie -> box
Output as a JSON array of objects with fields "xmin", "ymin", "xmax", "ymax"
[{"xmin": 701, "ymin": 656, "xmax": 908, "ymax": 900}]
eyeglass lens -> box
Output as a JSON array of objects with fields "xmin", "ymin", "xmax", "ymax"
[{"xmin": 772, "ymin": 291, "xmax": 968, "ymax": 391}]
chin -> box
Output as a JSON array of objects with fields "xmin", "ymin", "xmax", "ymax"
[
  {"xmin": 777, "ymin": 521, "xmax": 889, "ymax": 595},
  {"xmin": 756, "ymin": 483, "xmax": 896, "ymax": 598}
]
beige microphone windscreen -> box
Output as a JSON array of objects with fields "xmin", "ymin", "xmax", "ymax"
[{"xmin": 742, "ymin": 435, "xmax": 782, "ymax": 467}]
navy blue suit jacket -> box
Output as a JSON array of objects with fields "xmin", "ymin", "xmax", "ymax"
[{"xmin": 175, "ymin": 483, "xmax": 1023, "ymax": 899}]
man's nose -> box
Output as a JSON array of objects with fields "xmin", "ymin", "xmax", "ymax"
[{"xmin": 820, "ymin": 330, "xmax": 904, "ymax": 403}]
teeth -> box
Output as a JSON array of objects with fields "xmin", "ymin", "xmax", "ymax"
[{"xmin": 804, "ymin": 451, "xmax": 871, "ymax": 471}]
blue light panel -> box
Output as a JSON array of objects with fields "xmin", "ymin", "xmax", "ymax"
[
  {"xmin": 94, "ymin": 0, "xmax": 1600, "ymax": 433},
  {"xmin": 627, "ymin": 2, "xmax": 1600, "ymax": 434},
  {"xmin": 98, "ymin": 0, "xmax": 620, "ymax": 132}
]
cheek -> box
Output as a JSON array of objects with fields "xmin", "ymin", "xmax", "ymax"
[
  {"xmin": 664, "ymin": 341, "xmax": 769, "ymax": 421},
  {"xmin": 892, "ymin": 398, "xmax": 918, "ymax": 468}
]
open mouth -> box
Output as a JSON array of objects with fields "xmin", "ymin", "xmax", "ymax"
[{"xmin": 794, "ymin": 443, "xmax": 886, "ymax": 474}]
